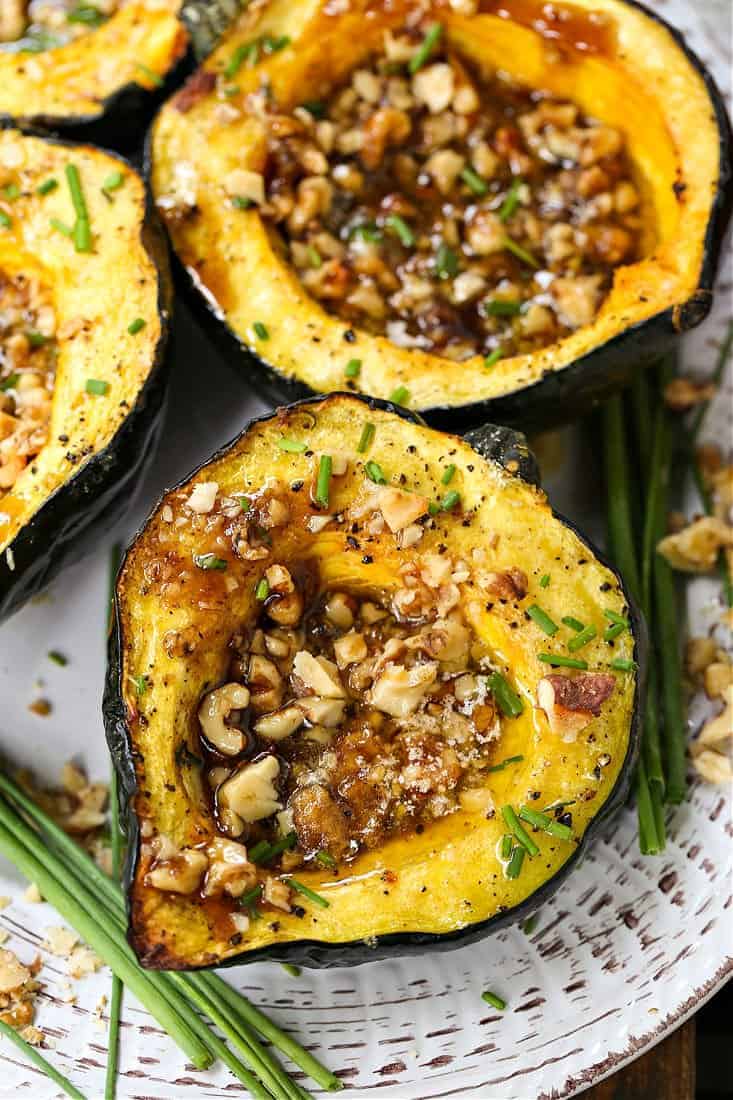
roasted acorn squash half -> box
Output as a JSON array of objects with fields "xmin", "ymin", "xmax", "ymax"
[
  {"xmin": 104, "ymin": 394, "xmax": 644, "ymax": 970},
  {"xmin": 150, "ymin": 0, "xmax": 731, "ymax": 430},
  {"xmin": 0, "ymin": 127, "xmax": 171, "ymax": 623},
  {"xmin": 0, "ymin": 1, "xmax": 189, "ymax": 146}
]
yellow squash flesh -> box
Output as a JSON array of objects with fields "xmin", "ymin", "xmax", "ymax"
[
  {"xmin": 0, "ymin": 1, "xmax": 186, "ymax": 126},
  {"xmin": 150, "ymin": 0, "xmax": 723, "ymax": 414},
  {"xmin": 0, "ymin": 130, "xmax": 165, "ymax": 556},
  {"xmin": 116, "ymin": 395, "xmax": 638, "ymax": 968}
]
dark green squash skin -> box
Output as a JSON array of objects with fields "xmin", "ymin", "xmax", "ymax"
[
  {"xmin": 103, "ymin": 392, "xmax": 646, "ymax": 970},
  {"xmin": 0, "ymin": 133, "xmax": 173, "ymax": 625},
  {"xmin": 152, "ymin": 0, "xmax": 732, "ymax": 432}
]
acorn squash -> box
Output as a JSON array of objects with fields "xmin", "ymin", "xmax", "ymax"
[
  {"xmin": 0, "ymin": 127, "xmax": 171, "ymax": 623},
  {"xmin": 104, "ymin": 393, "xmax": 644, "ymax": 970},
  {"xmin": 149, "ymin": 0, "xmax": 732, "ymax": 430},
  {"xmin": 0, "ymin": 1, "xmax": 189, "ymax": 146}
]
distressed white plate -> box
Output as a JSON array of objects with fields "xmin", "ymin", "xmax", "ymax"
[{"xmin": 0, "ymin": 2, "xmax": 731, "ymax": 1095}]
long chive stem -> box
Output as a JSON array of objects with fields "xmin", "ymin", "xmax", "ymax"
[
  {"xmin": 0, "ymin": 1017, "xmax": 85, "ymax": 1100},
  {"xmin": 0, "ymin": 798, "xmax": 211, "ymax": 1070},
  {"xmin": 104, "ymin": 775, "xmax": 123, "ymax": 1100},
  {"xmin": 0, "ymin": 769, "xmax": 340, "ymax": 1092},
  {"xmin": 602, "ymin": 395, "xmax": 661, "ymax": 851}
]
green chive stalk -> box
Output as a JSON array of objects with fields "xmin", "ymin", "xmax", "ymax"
[
  {"xmin": 0, "ymin": 1017, "xmax": 85, "ymax": 1100},
  {"xmin": 602, "ymin": 396, "xmax": 662, "ymax": 854},
  {"xmin": 0, "ymin": 770, "xmax": 341, "ymax": 1093},
  {"xmin": 0, "ymin": 796, "xmax": 211, "ymax": 1070}
]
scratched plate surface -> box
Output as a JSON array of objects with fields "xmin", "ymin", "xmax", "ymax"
[{"xmin": 0, "ymin": 1, "xmax": 731, "ymax": 1096}]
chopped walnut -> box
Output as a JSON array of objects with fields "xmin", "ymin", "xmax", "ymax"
[
  {"xmin": 537, "ymin": 673, "xmax": 615, "ymax": 740},
  {"xmin": 657, "ymin": 516, "xmax": 733, "ymax": 572}
]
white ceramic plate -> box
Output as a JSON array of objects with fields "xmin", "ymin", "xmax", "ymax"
[{"xmin": 0, "ymin": 2, "xmax": 731, "ymax": 1095}]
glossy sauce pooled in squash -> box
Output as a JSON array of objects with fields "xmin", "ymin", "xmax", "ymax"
[{"xmin": 258, "ymin": 29, "xmax": 640, "ymax": 361}]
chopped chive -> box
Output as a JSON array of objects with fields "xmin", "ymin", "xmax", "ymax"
[
  {"xmin": 135, "ymin": 62, "xmax": 163, "ymax": 87},
  {"xmin": 527, "ymin": 604, "xmax": 559, "ymax": 636},
  {"xmin": 48, "ymin": 650, "xmax": 67, "ymax": 666},
  {"xmin": 440, "ymin": 489, "xmax": 461, "ymax": 511},
  {"xmin": 603, "ymin": 608, "xmax": 629, "ymax": 626},
  {"xmin": 501, "ymin": 805, "xmax": 539, "ymax": 857},
  {"xmin": 280, "ymin": 963, "xmax": 301, "ymax": 977},
  {"xmin": 500, "ymin": 834, "xmax": 513, "ymax": 859},
  {"xmin": 441, "ymin": 464, "xmax": 456, "ymax": 485},
  {"xmin": 315, "ymin": 850, "xmax": 337, "ymax": 870},
  {"xmin": 85, "ymin": 378, "xmax": 109, "ymax": 396},
  {"xmin": 460, "ymin": 166, "xmax": 488, "ymax": 196},
  {"xmin": 133, "ymin": 674, "xmax": 148, "ymax": 696},
  {"xmin": 499, "ymin": 178, "xmax": 523, "ymax": 223},
  {"xmin": 603, "ymin": 621, "xmax": 625, "ymax": 642},
  {"xmin": 3, "ymin": 184, "xmax": 20, "ymax": 201},
  {"xmin": 488, "ymin": 754, "xmax": 524, "ymax": 773},
  {"xmin": 385, "ymin": 214, "xmax": 414, "ymax": 247},
  {"xmin": 255, "ymin": 578, "xmax": 269, "ymax": 600},
  {"xmin": 487, "ymin": 671, "xmax": 524, "ymax": 718},
  {"xmin": 262, "ymin": 831, "xmax": 298, "ymax": 862},
  {"xmin": 253, "ymin": 321, "xmax": 269, "ymax": 340},
  {"xmin": 408, "ymin": 22, "xmax": 442, "ymax": 74},
  {"xmin": 224, "ymin": 41, "xmax": 257, "ymax": 79},
  {"xmin": 364, "ymin": 460, "xmax": 387, "ymax": 485},
  {"xmin": 537, "ymin": 653, "xmax": 589, "ymax": 670},
  {"xmin": 51, "ymin": 218, "xmax": 73, "ymax": 237},
  {"xmin": 484, "ymin": 347, "xmax": 504, "ymax": 369},
  {"xmin": 301, "ymin": 100, "xmax": 326, "ymax": 118},
  {"xmin": 0, "ymin": 373, "xmax": 19, "ymax": 391},
  {"xmin": 37, "ymin": 178, "xmax": 58, "ymax": 196},
  {"xmin": 484, "ymin": 298, "xmax": 522, "ymax": 318},
  {"xmin": 0, "ymin": 211, "xmax": 11, "ymax": 229},
  {"xmin": 102, "ymin": 170, "xmax": 124, "ymax": 193},
  {"xmin": 239, "ymin": 884, "xmax": 263, "ymax": 909},
  {"xmin": 357, "ymin": 421, "xmax": 375, "ymax": 453},
  {"xmin": 25, "ymin": 330, "xmax": 48, "ymax": 347},
  {"xmin": 428, "ymin": 501, "xmax": 440, "ymax": 516},
  {"xmin": 567, "ymin": 624, "xmax": 597, "ymax": 652},
  {"xmin": 505, "ymin": 845, "xmax": 525, "ymax": 879},
  {"xmin": 262, "ymin": 34, "xmax": 290, "ymax": 53},
  {"xmin": 345, "ymin": 358, "xmax": 361, "ymax": 379},
  {"xmin": 68, "ymin": 5, "xmax": 106, "ymax": 26},
  {"xmin": 350, "ymin": 222, "xmax": 381, "ymax": 243},
  {"xmin": 539, "ymin": 573, "xmax": 551, "ymax": 588},
  {"xmin": 127, "ymin": 317, "xmax": 145, "ymax": 335},
  {"xmin": 561, "ymin": 615, "xmax": 585, "ymax": 632},
  {"xmin": 306, "ymin": 245, "xmax": 322, "ymax": 268},
  {"xmin": 288, "ymin": 878, "xmax": 330, "ymax": 908},
  {"xmin": 232, "ymin": 196, "xmax": 253, "ymax": 210},
  {"xmin": 521, "ymin": 914, "xmax": 539, "ymax": 935},
  {"xmin": 65, "ymin": 164, "xmax": 88, "ymax": 221},
  {"xmin": 193, "ymin": 552, "xmax": 228, "ymax": 571},
  {"xmin": 73, "ymin": 217, "xmax": 92, "ymax": 253},
  {"xmin": 503, "ymin": 236, "xmax": 539, "ymax": 268},
  {"xmin": 610, "ymin": 658, "xmax": 637, "ymax": 672},
  {"xmin": 222, "ymin": 83, "xmax": 240, "ymax": 97},
  {"xmin": 389, "ymin": 384, "xmax": 410, "ymax": 406},
  {"xmin": 435, "ymin": 242, "xmax": 459, "ymax": 279},
  {"xmin": 315, "ymin": 454, "xmax": 332, "ymax": 507},
  {"xmin": 519, "ymin": 806, "xmax": 573, "ymax": 840},
  {"xmin": 277, "ymin": 437, "xmax": 308, "ymax": 453},
  {"xmin": 481, "ymin": 991, "xmax": 507, "ymax": 1011},
  {"xmin": 247, "ymin": 840, "xmax": 271, "ymax": 863}
]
